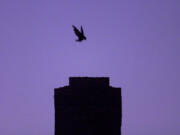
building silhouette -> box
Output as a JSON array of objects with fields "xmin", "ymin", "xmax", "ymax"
[{"xmin": 54, "ymin": 77, "xmax": 122, "ymax": 135}]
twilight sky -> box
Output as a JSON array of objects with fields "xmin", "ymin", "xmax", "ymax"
[{"xmin": 0, "ymin": 0, "xmax": 180, "ymax": 135}]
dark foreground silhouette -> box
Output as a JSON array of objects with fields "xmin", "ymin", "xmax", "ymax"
[
  {"xmin": 54, "ymin": 77, "xmax": 122, "ymax": 135},
  {"xmin": 72, "ymin": 25, "xmax": 86, "ymax": 42}
]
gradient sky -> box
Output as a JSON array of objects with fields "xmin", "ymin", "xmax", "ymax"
[{"xmin": 0, "ymin": 0, "xmax": 180, "ymax": 135}]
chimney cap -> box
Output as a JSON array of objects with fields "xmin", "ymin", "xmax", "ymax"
[{"xmin": 69, "ymin": 77, "xmax": 109, "ymax": 88}]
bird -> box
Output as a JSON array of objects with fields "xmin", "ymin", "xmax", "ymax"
[{"xmin": 72, "ymin": 25, "xmax": 86, "ymax": 42}]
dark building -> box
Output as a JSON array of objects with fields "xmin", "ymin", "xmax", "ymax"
[{"xmin": 54, "ymin": 77, "xmax": 122, "ymax": 135}]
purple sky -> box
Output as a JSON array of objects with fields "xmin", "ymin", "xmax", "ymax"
[{"xmin": 0, "ymin": 0, "xmax": 180, "ymax": 135}]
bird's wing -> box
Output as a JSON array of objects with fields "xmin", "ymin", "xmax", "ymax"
[
  {"xmin": 80, "ymin": 26, "xmax": 84, "ymax": 35},
  {"xmin": 72, "ymin": 25, "xmax": 81, "ymax": 37}
]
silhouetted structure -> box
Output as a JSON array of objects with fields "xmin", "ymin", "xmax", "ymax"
[{"xmin": 54, "ymin": 77, "xmax": 122, "ymax": 135}]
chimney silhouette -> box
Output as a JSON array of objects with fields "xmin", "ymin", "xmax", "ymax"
[{"xmin": 54, "ymin": 77, "xmax": 122, "ymax": 135}]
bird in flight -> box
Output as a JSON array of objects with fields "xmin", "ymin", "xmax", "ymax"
[{"xmin": 72, "ymin": 25, "xmax": 86, "ymax": 42}]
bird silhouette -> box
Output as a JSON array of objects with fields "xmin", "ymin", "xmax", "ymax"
[{"xmin": 72, "ymin": 25, "xmax": 86, "ymax": 42}]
